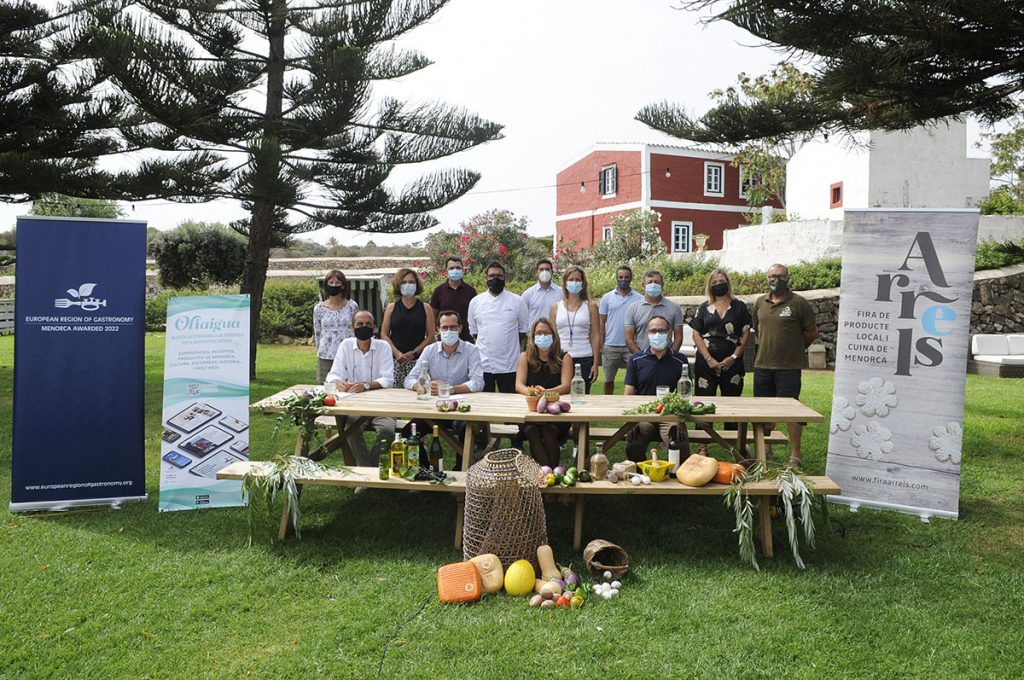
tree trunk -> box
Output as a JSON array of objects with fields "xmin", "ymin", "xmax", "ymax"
[{"xmin": 240, "ymin": 0, "xmax": 287, "ymax": 379}]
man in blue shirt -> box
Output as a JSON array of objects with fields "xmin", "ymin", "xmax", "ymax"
[
  {"xmin": 623, "ymin": 315, "xmax": 691, "ymax": 462},
  {"xmin": 598, "ymin": 265, "xmax": 643, "ymax": 395},
  {"xmin": 520, "ymin": 258, "xmax": 563, "ymax": 328}
]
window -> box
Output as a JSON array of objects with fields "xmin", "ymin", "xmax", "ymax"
[
  {"xmin": 671, "ymin": 221, "xmax": 692, "ymax": 253},
  {"xmin": 739, "ymin": 167, "xmax": 763, "ymax": 198},
  {"xmin": 602, "ymin": 226, "xmax": 613, "ymax": 241},
  {"xmin": 599, "ymin": 165, "xmax": 617, "ymax": 196},
  {"xmin": 830, "ymin": 181, "xmax": 843, "ymax": 208},
  {"xmin": 704, "ymin": 162, "xmax": 724, "ymax": 196}
]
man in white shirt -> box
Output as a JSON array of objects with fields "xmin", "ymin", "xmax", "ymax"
[
  {"xmin": 467, "ymin": 261, "xmax": 529, "ymax": 393},
  {"xmin": 520, "ymin": 258, "xmax": 563, "ymax": 328},
  {"xmin": 326, "ymin": 310, "xmax": 395, "ymax": 466}
]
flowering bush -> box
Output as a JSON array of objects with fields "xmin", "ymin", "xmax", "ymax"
[
  {"xmin": 589, "ymin": 208, "xmax": 667, "ymax": 267},
  {"xmin": 423, "ymin": 209, "xmax": 548, "ymax": 279}
]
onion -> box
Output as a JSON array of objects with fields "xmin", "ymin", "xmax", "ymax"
[
  {"xmin": 539, "ymin": 465, "xmax": 552, "ymax": 476},
  {"xmin": 553, "ymin": 466, "xmax": 566, "ymax": 476}
]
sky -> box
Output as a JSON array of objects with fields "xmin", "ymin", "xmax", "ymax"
[{"xmin": 2, "ymin": 0, "xmax": 788, "ymax": 245}]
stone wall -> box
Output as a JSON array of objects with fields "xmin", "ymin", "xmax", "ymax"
[{"xmin": 669, "ymin": 263, "xmax": 1024, "ymax": 367}]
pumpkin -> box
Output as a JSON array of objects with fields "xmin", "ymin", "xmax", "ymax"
[
  {"xmin": 714, "ymin": 461, "xmax": 746, "ymax": 485},
  {"xmin": 468, "ymin": 553, "xmax": 505, "ymax": 594},
  {"xmin": 503, "ymin": 559, "xmax": 536, "ymax": 596},
  {"xmin": 676, "ymin": 454, "xmax": 719, "ymax": 487},
  {"xmin": 536, "ymin": 544, "xmax": 561, "ymax": 581}
]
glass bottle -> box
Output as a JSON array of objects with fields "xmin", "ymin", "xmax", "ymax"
[
  {"xmin": 676, "ymin": 363, "xmax": 692, "ymax": 403},
  {"xmin": 417, "ymin": 369, "xmax": 431, "ymax": 400},
  {"xmin": 667, "ymin": 428, "xmax": 681, "ymax": 474},
  {"xmin": 570, "ymin": 364, "xmax": 585, "ymax": 403},
  {"xmin": 430, "ymin": 425, "xmax": 444, "ymax": 472},
  {"xmin": 406, "ymin": 423, "xmax": 421, "ymax": 471},
  {"xmin": 389, "ymin": 432, "xmax": 405, "ymax": 478},
  {"xmin": 589, "ymin": 444, "xmax": 609, "ymax": 481}
]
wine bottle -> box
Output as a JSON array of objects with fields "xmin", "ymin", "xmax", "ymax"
[{"xmin": 430, "ymin": 425, "xmax": 443, "ymax": 471}]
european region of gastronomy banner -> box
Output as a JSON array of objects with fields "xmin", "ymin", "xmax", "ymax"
[
  {"xmin": 158, "ymin": 295, "xmax": 250, "ymax": 511},
  {"xmin": 11, "ymin": 216, "xmax": 147, "ymax": 511},
  {"xmin": 826, "ymin": 209, "xmax": 979, "ymax": 519}
]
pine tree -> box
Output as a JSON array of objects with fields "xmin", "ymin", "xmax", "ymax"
[
  {"xmin": 85, "ymin": 0, "xmax": 503, "ymax": 376},
  {"xmin": 653, "ymin": 1, "xmax": 1024, "ymax": 143}
]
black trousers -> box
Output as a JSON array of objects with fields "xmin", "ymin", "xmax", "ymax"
[
  {"xmin": 694, "ymin": 339, "xmax": 744, "ymax": 430},
  {"xmin": 483, "ymin": 371, "xmax": 516, "ymax": 393}
]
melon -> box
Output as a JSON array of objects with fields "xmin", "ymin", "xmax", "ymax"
[{"xmin": 503, "ymin": 559, "xmax": 536, "ymax": 596}]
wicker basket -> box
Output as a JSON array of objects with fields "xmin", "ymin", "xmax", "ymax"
[
  {"xmin": 583, "ymin": 539, "xmax": 630, "ymax": 579},
  {"xmin": 463, "ymin": 448, "xmax": 548, "ymax": 570}
]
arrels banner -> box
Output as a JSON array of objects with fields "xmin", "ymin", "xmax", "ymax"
[
  {"xmin": 826, "ymin": 209, "xmax": 979, "ymax": 519},
  {"xmin": 11, "ymin": 216, "xmax": 147, "ymax": 511},
  {"xmin": 158, "ymin": 295, "xmax": 250, "ymax": 511}
]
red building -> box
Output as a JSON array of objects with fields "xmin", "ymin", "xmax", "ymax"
[{"xmin": 555, "ymin": 143, "xmax": 782, "ymax": 253}]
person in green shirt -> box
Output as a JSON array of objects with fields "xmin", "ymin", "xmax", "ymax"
[{"xmin": 751, "ymin": 263, "xmax": 819, "ymax": 468}]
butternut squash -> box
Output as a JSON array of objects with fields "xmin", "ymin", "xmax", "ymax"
[{"xmin": 536, "ymin": 544, "xmax": 561, "ymax": 581}]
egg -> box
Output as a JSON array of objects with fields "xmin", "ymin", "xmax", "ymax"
[
  {"xmin": 609, "ymin": 588, "xmax": 619, "ymax": 597},
  {"xmin": 603, "ymin": 570, "xmax": 612, "ymax": 580},
  {"xmin": 630, "ymin": 476, "xmax": 641, "ymax": 486},
  {"xmin": 641, "ymin": 475, "xmax": 651, "ymax": 484},
  {"xmin": 602, "ymin": 591, "xmax": 613, "ymax": 600},
  {"xmin": 611, "ymin": 580, "xmax": 621, "ymax": 589}
]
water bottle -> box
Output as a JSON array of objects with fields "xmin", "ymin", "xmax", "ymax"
[
  {"xmin": 571, "ymin": 364, "xmax": 585, "ymax": 404},
  {"xmin": 677, "ymin": 364, "xmax": 692, "ymax": 403},
  {"xmin": 417, "ymin": 368, "xmax": 431, "ymax": 400}
]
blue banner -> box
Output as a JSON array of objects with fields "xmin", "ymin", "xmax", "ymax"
[{"xmin": 10, "ymin": 216, "xmax": 148, "ymax": 510}]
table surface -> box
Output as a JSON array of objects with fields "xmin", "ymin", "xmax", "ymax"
[{"xmin": 252, "ymin": 387, "xmax": 824, "ymax": 424}]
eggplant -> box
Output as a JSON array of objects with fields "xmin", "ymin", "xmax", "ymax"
[{"xmin": 537, "ymin": 397, "xmax": 548, "ymax": 414}]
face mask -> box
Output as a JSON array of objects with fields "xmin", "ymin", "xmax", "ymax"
[
  {"xmin": 487, "ymin": 278, "xmax": 505, "ymax": 294},
  {"xmin": 324, "ymin": 284, "xmax": 344, "ymax": 297},
  {"xmin": 400, "ymin": 283, "xmax": 417, "ymax": 297},
  {"xmin": 354, "ymin": 326, "xmax": 373, "ymax": 341},
  {"xmin": 645, "ymin": 283, "xmax": 663, "ymax": 298},
  {"xmin": 566, "ymin": 281, "xmax": 583, "ymax": 295},
  {"xmin": 538, "ymin": 271, "xmax": 552, "ymax": 284},
  {"xmin": 768, "ymin": 278, "xmax": 789, "ymax": 293},
  {"xmin": 649, "ymin": 332, "xmax": 669, "ymax": 350},
  {"xmin": 440, "ymin": 330, "xmax": 460, "ymax": 346},
  {"xmin": 710, "ymin": 282, "xmax": 729, "ymax": 297},
  {"xmin": 617, "ymin": 279, "xmax": 631, "ymax": 290},
  {"xmin": 534, "ymin": 334, "xmax": 553, "ymax": 350},
  {"xmin": 447, "ymin": 268, "xmax": 463, "ymax": 282}
]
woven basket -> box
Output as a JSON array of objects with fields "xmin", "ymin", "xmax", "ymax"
[
  {"xmin": 583, "ymin": 539, "xmax": 630, "ymax": 578},
  {"xmin": 463, "ymin": 448, "xmax": 547, "ymax": 570}
]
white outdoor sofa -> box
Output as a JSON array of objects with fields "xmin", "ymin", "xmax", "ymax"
[{"xmin": 968, "ymin": 334, "xmax": 1024, "ymax": 378}]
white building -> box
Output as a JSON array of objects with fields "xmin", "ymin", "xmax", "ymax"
[{"xmin": 786, "ymin": 120, "xmax": 990, "ymax": 220}]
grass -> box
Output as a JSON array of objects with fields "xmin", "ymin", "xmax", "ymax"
[{"xmin": 1, "ymin": 334, "xmax": 1023, "ymax": 678}]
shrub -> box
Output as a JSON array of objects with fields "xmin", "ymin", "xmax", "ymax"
[
  {"xmin": 258, "ymin": 280, "xmax": 319, "ymax": 340},
  {"xmin": 976, "ymin": 238, "xmax": 1024, "ymax": 269},
  {"xmin": 789, "ymin": 258, "xmax": 842, "ymax": 290},
  {"xmin": 979, "ymin": 187, "xmax": 1024, "ymax": 215},
  {"xmin": 150, "ymin": 221, "xmax": 247, "ymax": 289},
  {"xmin": 589, "ymin": 208, "xmax": 667, "ymax": 268},
  {"xmin": 422, "ymin": 210, "xmax": 548, "ymax": 279}
]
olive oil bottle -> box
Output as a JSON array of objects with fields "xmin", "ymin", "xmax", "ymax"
[{"xmin": 389, "ymin": 433, "xmax": 405, "ymax": 477}]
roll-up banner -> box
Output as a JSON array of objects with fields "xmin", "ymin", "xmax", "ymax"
[
  {"xmin": 10, "ymin": 216, "xmax": 147, "ymax": 511},
  {"xmin": 826, "ymin": 209, "xmax": 979, "ymax": 520},
  {"xmin": 158, "ymin": 295, "xmax": 250, "ymax": 511}
]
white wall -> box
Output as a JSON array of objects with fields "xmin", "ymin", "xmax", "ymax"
[{"xmin": 786, "ymin": 133, "xmax": 869, "ymax": 220}]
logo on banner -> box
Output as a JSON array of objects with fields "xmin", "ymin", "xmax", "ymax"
[{"xmin": 54, "ymin": 283, "xmax": 108, "ymax": 311}]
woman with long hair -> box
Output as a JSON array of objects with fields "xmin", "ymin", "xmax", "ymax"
[
  {"xmin": 549, "ymin": 265, "xmax": 601, "ymax": 393},
  {"xmin": 690, "ymin": 268, "xmax": 752, "ymax": 452},
  {"xmin": 381, "ymin": 268, "xmax": 435, "ymax": 388},
  {"xmin": 313, "ymin": 269, "xmax": 358, "ymax": 383},
  {"xmin": 515, "ymin": 317, "xmax": 573, "ymax": 469}
]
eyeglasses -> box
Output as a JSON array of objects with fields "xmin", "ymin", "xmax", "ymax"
[
  {"xmin": 648, "ymin": 328, "xmax": 670, "ymax": 334},
  {"xmin": 439, "ymin": 325, "xmax": 460, "ymax": 332}
]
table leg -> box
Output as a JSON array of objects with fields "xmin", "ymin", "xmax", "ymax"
[
  {"xmin": 454, "ymin": 422, "xmax": 475, "ymax": 550},
  {"xmin": 737, "ymin": 422, "xmax": 748, "ymax": 459},
  {"xmin": 571, "ymin": 424, "xmax": 589, "ymax": 550},
  {"xmin": 753, "ymin": 423, "xmax": 768, "ymax": 463},
  {"xmin": 759, "ymin": 496, "xmax": 774, "ymax": 557},
  {"xmin": 277, "ymin": 483, "xmax": 303, "ymax": 541},
  {"xmin": 573, "ymin": 496, "xmax": 585, "ymax": 551}
]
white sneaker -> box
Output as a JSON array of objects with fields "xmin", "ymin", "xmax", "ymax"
[{"xmin": 353, "ymin": 486, "xmax": 367, "ymax": 494}]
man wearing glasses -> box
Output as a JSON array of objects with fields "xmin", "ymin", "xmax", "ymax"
[
  {"xmin": 467, "ymin": 261, "xmax": 529, "ymax": 393},
  {"xmin": 751, "ymin": 263, "xmax": 819, "ymax": 468}
]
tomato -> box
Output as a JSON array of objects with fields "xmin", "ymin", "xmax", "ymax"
[
  {"xmin": 322, "ymin": 395, "xmax": 336, "ymax": 407},
  {"xmin": 655, "ymin": 404, "xmax": 665, "ymax": 414},
  {"xmin": 570, "ymin": 595, "xmax": 584, "ymax": 609}
]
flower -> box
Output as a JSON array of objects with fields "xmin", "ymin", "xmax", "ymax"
[
  {"xmin": 855, "ymin": 377, "xmax": 898, "ymax": 417},
  {"xmin": 850, "ymin": 421, "xmax": 894, "ymax": 459},
  {"xmin": 929, "ymin": 422, "xmax": 963, "ymax": 465},
  {"xmin": 830, "ymin": 395, "xmax": 856, "ymax": 434}
]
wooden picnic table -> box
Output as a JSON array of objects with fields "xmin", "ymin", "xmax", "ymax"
[{"xmin": 248, "ymin": 387, "xmax": 829, "ymax": 556}]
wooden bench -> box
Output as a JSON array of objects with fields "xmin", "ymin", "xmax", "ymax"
[{"xmin": 217, "ymin": 461, "xmax": 840, "ymax": 557}]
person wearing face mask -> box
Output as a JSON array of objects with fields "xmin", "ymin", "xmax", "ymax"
[
  {"xmin": 381, "ymin": 268, "xmax": 436, "ymax": 389},
  {"xmin": 429, "ymin": 256, "xmax": 476, "ymax": 343},
  {"xmin": 625, "ymin": 269, "xmax": 685, "ymax": 354},
  {"xmin": 521, "ymin": 258, "xmax": 563, "ymax": 328},
  {"xmin": 623, "ymin": 316, "xmax": 691, "ymax": 463},
  {"xmin": 467, "ymin": 261, "xmax": 529, "ymax": 393},
  {"xmin": 325, "ymin": 310, "xmax": 396, "ymax": 466},
  {"xmin": 516, "ymin": 318, "xmax": 573, "ymax": 470},
  {"xmin": 313, "ymin": 269, "xmax": 359, "ymax": 383},
  {"xmin": 690, "ymin": 269, "xmax": 753, "ymax": 452},
  {"xmin": 549, "ymin": 266, "xmax": 601, "ymax": 393},
  {"xmin": 598, "ymin": 265, "xmax": 643, "ymax": 395},
  {"xmin": 751, "ymin": 263, "xmax": 819, "ymax": 468}
]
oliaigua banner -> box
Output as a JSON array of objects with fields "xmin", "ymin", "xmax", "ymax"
[
  {"xmin": 159, "ymin": 295, "xmax": 251, "ymax": 511},
  {"xmin": 11, "ymin": 216, "xmax": 148, "ymax": 511},
  {"xmin": 826, "ymin": 209, "xmax": 979, "ymax": 519}
]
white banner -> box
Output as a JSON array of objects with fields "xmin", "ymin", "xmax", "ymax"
[
  {"xmin": 826, "ymin": 210, "xmax": 978, "ymax": 520},
  {"xmin": 159, "ymin": 295, "xmax": 250, "ymax": 511}
]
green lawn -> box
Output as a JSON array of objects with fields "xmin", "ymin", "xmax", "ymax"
[{"xmin": 1, "ymin": 334, "xmax": 1022, "ymax": 678}]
